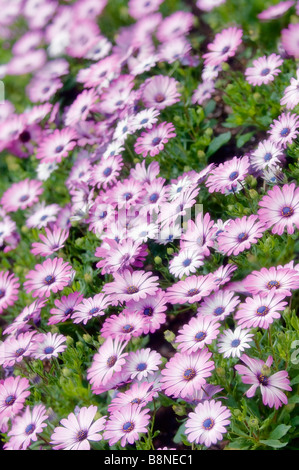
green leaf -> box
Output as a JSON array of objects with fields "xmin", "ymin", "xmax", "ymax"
[
  {"xmin": 173, "ymin": 422, "xmax": 186, "ymax": 444},
  {"xmin": 236, "ymin": 131, "xmax": 254, "ymax": 148},
  {"xmin": 206, "ymin": 131, "xmax": 231, "ymax": 157},
  {"xmin": 269, "ymin": 425, "xmax": 292, "ymax": 440},
  {"xmin": 259, "ymin": 439, "xmax": 288, "ymax": 449},
  {"xmin": 225, "ymin": 438, "xmax": 252, "ymax": 450}
]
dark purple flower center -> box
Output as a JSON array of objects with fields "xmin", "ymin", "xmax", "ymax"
[
  {"xmin": 155, "ymin": 93, "xmax": 165, "ymax": 103},
  {"xmin": 256, "ymin": 306, "xmax": 269, "ymax": 317},
  {"xmin": 64, "ymin": 307, "xmax": 74, "ymax": 316},
  {"xmin": 280, "ymin": 127, "xmax": 290, "ymax": 137},
  {"xmin": 229, "ymin": 171, "xmax": 239, "ymax": 181},
  {"xmin": 281, "ymin": 206, "xmax": 294, "ymax": 217},
  {"xmin": 258, "ymin": 374, "xmax": 269, "ymax": 386},
  {"xmin": 42, "ymin": 87, "xmax": 50, "ymax": 93},
  {"xmin": 25, "ymin": 424, "xmax": 36, "ymax": 435},
  {"xmin": 40, "ymin": 214, "xmax": 48, "ymax": 221},
  {"xmin": 183, "ymin": 258, "xmax": 191, "ymax": 267},
  {"xmin": 44, "ymin": 275, "xmax": 55, "ymax": 285},
  {"xmin": 231, "ymin": 339, "xmax": 240, "ymax": 347},
  {"xmin": 122, "ymin": 421, "xmax": 135, "ymax": 432},
  {"xmin": 187, "ymin": 288, "xmax": 199, "ymax": 297},
  {"xmin": 261, "ymin": 68, "xmax": 270, "ymax": 76},
  {"xmin": 264, "ymin": 152, "xmax": 272, "ymax": 162},
  {"xmin": 107, "ymin": 355, "xmax": 117, "ymax": 367},
  {"xmin": 149, "ymin": 193, "xmax": 159, "ymax": 203},
  {"xmin": 20, "ymin": 131, "xmax": 31, "ymax": 143},
  {"xmin": 0, "ymin": 289, "xmax": 5, "ymax": 299},
  {"xmin": 19, "ymin": 194, "xmax": 30, "ymax": 202},
  {"xmin": 126, "ymin": 285, "xmax": 139, "ymax": 294},
  {"xmin": 76, "ymin": 429, "xmax": 88, "ymax": 441},
  {"xmin": 99, "ymin": 211, "xmax": 107, "ymax": 219},
  {"xmin": 81, "ymin": 105, "xmax": 88, "ymax": 113},
  {"xmin": 203, "ymin": 418, "xmax": 215, "ymax": 430},
  {"xmin": 143, "ymin": 307, "xmax": 153, "ymax": 316},
  {"xmin": 183, "ymin": 368, "xmax": 196, "ymax": 381},
  {"xmin": 136, "ymin": 362, "xmax": 147, "ymax": 371},
  {"xmin": 221, "ymin": 46, "xmax": 230, "ymax": 54},
  {"xmin": 140, "ymin": 118, "xmax": 148, "ymax": 125},
  {"xmin": 195, "ymin": 331, "xmax": 207, "ymax": 342},
  {"xmin": 237, "ymin": 232, "xmax": 248, "ymax": 242},
  {"xmin": 267, "ymin": 280, "xmax": 280, "ymax": 289},
  {"xmin": 89, "ymin": 307, "xmax": 99, "ymax": 315},
  {"xmin": 122, "ymin": 324, "xmax": 134, "ymax": 333},
  {"xmin": 55, "ymin": 145, "xmax": 64, "ymax": 153},
  {"xmin": 214, "ymin": 306, "xmax": 225, "ymax": 316},
  {"xmin": 103, "ymin": 167, "xmax": 112, "ymax": 177},
  {"xmin": 15, "ymin": 348, "xmax": 25, "ymax": 357},
  {"xmin": 123, "ymin": 192, "xmax": 132, "ymax": 201},
  {"xmin": 5, "ymin": 395, "xmax": 16, "ymax": 406},
  {"xmin": 131, "ymin": 398, "xmax": 142, "ymax": 404},
  {"xmin": 152, "ymin": 137, "xmax": 161, "ymax": 146},
  {"xmin": 44, "ymin": 346, "xmax": 54, "ymax": 354}
]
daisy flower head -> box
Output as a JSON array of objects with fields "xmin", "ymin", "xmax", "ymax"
[
  {"xmin": 1, "ymin": 179, "xmax": 43, "ymax": 213},
  {"xmin": 250, "ymin": 139, "xmax": 284, "ymax": 173},
  {"xmin": 3, "ymin": 298, "xmax": 47, "ymax": 337},
  {"xmin": 169, "ymin": 248, "xmax": 205, "ymax": 279},
  {"xmin": 48, "ymin": 291, "xmax": 83, "ymax": 325},
  {"xmin": 245, "ymin": 54, "xmax": 283, "ymax": 86},
  {"xmin": 202, "ymin": 26, "xmax": 243, "ymax": 67},
  {"xmin": 31, "ymin": 225, "xmax": 69, "ymax": 257},
  {"xmin": 100, "ymin": 310, "xmax": 146, "ymax": 340},
  {"xmin": 160, "ymin": 349, "xmax": 214, "ymax": 399},
  {"xmin": 32, "ymin": 332, "xmax": 67, "ymax": 360},
  {"xmin": 26, "ymin": 201, "xmax": 61, "ymax": 229},
  {"xmin": 180, "ymin": 212, "xmax": 217, "ymax": 257},
  {"xmin": 166, "ymin": 273, "xmax": 216, "ymax": 305},
  {"xmin": 217, "ymin": 215, "xmax": 266, "ymax": 257},
  {"xmin": 268, "ymin": 112, "xmax": 299, "ymax": 148},
  {"xmin": 156, "ymin": 11, "xmax": 194, "ymax": 42},
  {"xmin": 108, "ymin": 381, "xmax": 158, "ymax": 413},
  {"xmin": 280, "ymin": 69, "xmax": 299, "ymax": 109},
  {"xmin": 123, "ymin": 348, "xmax": 162, "ymax": 381},
  {"xmin": 0, "ymin": 271, "xmax": 19, "ymax": 314},
  {"xmin": 192, "ymin": 81, "xmax": 215, "ymax": 105},
  {"xmin": 6, "ymin": 404, "xmax": 48, "ymax": 450},
  {"xmin": 0, "ymin": 331, "xmax": 38, "ymax": 368},
  {"xmin": 185, "ymin": 399, "xmax": 231, "ymax": 448},
  {"xmin": 235, "ymin": 354, "xmax": 292, "ymax": 409},
  {"xmin": 176, "ymin": 315, "xmax": 221, "ymax": 354},
  {"xmin": 36, "ymin": 127, "xmax": 78, "ymax": 164},
  {"xmin": 158, "ymin": 36, "xmax": 192, "ymax": 64},
  {"xmin": 197, "ymin": 290, "xmax": 240, "ymax": 322},
  {"xmin": 89, "ymin": 155, "xmax": 123, "ymax": 190},
  {"xmin": 134, "ymin": 121, "xmax": 176, "ymax": 158},
  {"xmin": 141, "ymin": 75, "xmax": 181, "ymax": 110},
  {"xmin": 258, "ymin": 183, "xmax": 299, "ymax": 235},
  {"xmin": 50, "ymin": 405, "xmax": 106, "ymax": 450},
  {"xmin": 131, "ymin": 108, "xmax": 160, "ymax": 131},
  {"xmin": 258, "ymin": 1, "xmax": 294, "ymax": 20},
  {"xmin": 0, "ymin": 376, "xmax": 30, "ymax": 421},
  {"xmin": 205, "ymin": 156, "xmax": 250, "ymax": 194},
  {"xmin": 103, "ymin": 403, "xmax": 151, "ymax": 447},
  {"xmin": 217, "ymin": 326, "xmax": 254, "ymax": 358},
  {"xmin": 125, "ymin": 289, "xmax": 167, "ymax": 334},
  {"xmin": 128, "ymin": 0, "xmax": 164, "ymax": 19},
  {"xmin": 87, "ymin": 337, "xmax": 128, "ymax": 389},
  {"xmin": 281, "ymin": 23, "xmax": 299, "ymax": 59},
  {"xmin": 243, "ymin": 266, "xmax": 299, "ymax": 298},
  {"xmin": 196, "ymin": 0, "xmax": 226, "ymax": 11},
  {"xmin": 95, "ymin": 238, "xmax": 147, "ymax": 275},
  {"xmin": 71, "ymin": 293, "xmax": 111, "ymax": 325},
  {"xmin": 24, "ymin": 257, "xmax": 73, "ymax": 298},
  {"xmin": 234, "ymin": 291, "xmax": 288, "ymax": 329},
  {"xmin": 211, "ymin": 263, "xmax": 238, "ymax": 289},
  {"xmin": 102, "ymin": 269, "xmax": 159, "ymax": 305}
]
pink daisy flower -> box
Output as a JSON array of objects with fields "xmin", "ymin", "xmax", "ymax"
[
  {"xmin": 0, "ymin": 331, "xmax": 39, "ymax": 368},
  {"xmin": 125, "ymin": 289, "xmax": 167, "ymax": 334},
  {"xmin": 108, "ymin": 381, "xmax": 158, "ymax": 413},
  {"xmin": 128, "ymin": 0, "xmax": 164, "ymax": 19},
  {"xmin": 123, "ymin": 348, "xmax": 162, "ymax": 381},
  {"xmin": 32, "ymin": 332, "xmax": 67, "ymax": 360},
  {"xmin": 211, "ymin": 264, "xmax": 238, "ymax": 289},
  {"xmin": 250, "ymin": 139, "xmax": 284, "ymax": 172},
  {"xmin": 141, "ymin": 75, "xmax": 181, "ymax": 110},
  {"xmin": 245, "ymin": 54, "xmax": 283, "ymax": 86},
  {"xmin": 102, "ymin": 269, "xmax": 159, "ymax": 305},
  {"xmin": 3, "ymin": 298, "xmax": 47, "ymax": 337},
  {"xmin": 156, "ymin": 11, "xmax": 194, "ymax": 42},
  {"xmin": 243, "ymin": 266, "xmax": 299, "ymax": 298},
  {"xmin": 50, "ymin": 405, "xmax": 106, "ymax": 450},
  {"xmin": 103, "ymin": 404, "xmax": 151, "ymax": 447},
  {"xmin": 36, "ymin": 128, "xmax": 78, "ymax": 164},
  {"xmin": 0, "ymin": 376, "xmax": 30, "ymax": 420},
  {"xmin": 48, "ymin": 292, "xmax": 83, "ymax": 325},
  {"xmin": 234, "ymin": 291, "xmax": 288, "ymax": 329},
  {"xmin": 281, "ymin": 23, "xmax": 299, "ymax": 59},
  {"xmin": 235, "ymin": 354, "xmax": 292, "ymax": 409},
  {"xmin": 180, "ymin": 212, "xmax": 217, "ymax": 257},
  {"xmin": 1, "ymin": 179, "xmax": 43, "ymax": 213},
  {"xmin": 202, "ymin": 26, "xmax": 243, "ymax": 67},
  {"xmin": 158, "ymin": 36, "xmax": 192, "ymax": 64},
  {"xmin": 217, "ymin": 215, "xmax": 266, "ymax": 256},
  {"xmin": 217, "ymin": 326, "xmax": 254, "ymax": 358},
  {"xmin": 95, "ymin": 238, "xmax": 147, "ymax": 275},
  {"xmin": 258, "ymin": 1, "xmax": 294, "ymax": 20},
  {"xmin": 31, "ymin": 225, "xmax": 69, "ymax": 257},
  {"xmin": 6, "ymin": 404, "xmax": 48, "ymax": 450},
  {"xmin": 258, "ymin": 183, "xmax": 299, "ymax": 235},
  {"xmin": 0, "ymin": 271, "xmax": 19, "ymax": 314},
  {"xmin": 268, "ymin": 112, "xmax": 299, "ymax": 148},
  {"xmin": 134, "ymin": 121, "xmax": 176, "ymax": 158},
  {"xmin": 89, "ymin": 155, "xmax": 123, "ymax": 190},
  {"xmin": 26, "ymin": 201, "xmax": 61, "ymax": 229},
  {"xmin": 160, "ymin": 349, "xmax": 214, "ymax": 399},
  {"xmin": 100, "ymin": 310, "xmax": 146, "ymax": 340},
  {"xmin": 169, "ymin": 248, "xmax": 205, "ymax": 279},
  {"xmin": 192, "ymin": 81, "xmax": 215, "ymax": 105},
  {"xmin": 131, "ymin": 108, "xmax": 160, "ymax": 131},
  {"xmin": 185, "ymin": 399, "xmax": 231, "ymax": 448},
  {"xmin": 176, "ymin": 315, "xmax": 221, "ymax": 354},
  {"xmin": 87, "ymin": 337, "xmax": 128, "ymax": 389},
  {"xmin": 166, "ymin": 274, "xmax": 216, "ymax": 305},
  {"xmin": 280, "ymin": 69, "xmax": 299, "ymax": 109},
  {"xmin": 197, "ymin": 290, "xmax": 240, "ymax": 321},
  {"xmin": 71, "ymin": 293, "xmax": 111, "ymax": 325},
  {"xmin": 196, "ymin": 0, "xmax": 226, "ymax": 11},
  {"xmin": 24, "ymin": 257, "xmax": 73, "ymax": 298},
  {"xmin": 205, "ymin": 156, "xmax": 250, "ymax": 194}
]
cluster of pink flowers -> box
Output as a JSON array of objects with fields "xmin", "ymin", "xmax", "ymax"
[{"xmin": 0, "ymin": 0, "xmax": 297, "ymax": 452}]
